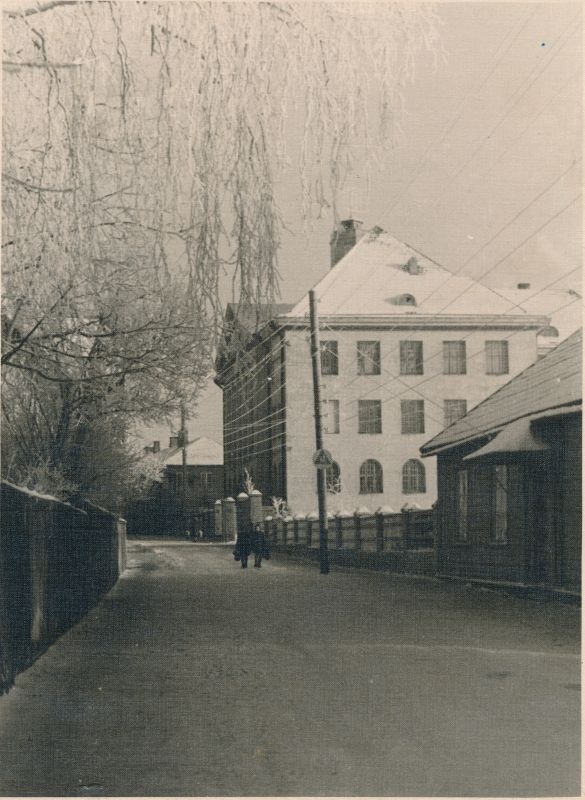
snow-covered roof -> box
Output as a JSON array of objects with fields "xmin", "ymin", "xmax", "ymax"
[
  {"xmin": 283, "ymin": 229, "xmax": 557, "ymax": 321},
  {"xmin": 160, "ymin": 436, "xmax": 223, "ymax": 466},
  {"xmin": 495, "ymin": 288, "xmax": 582, "ymax": 341}
]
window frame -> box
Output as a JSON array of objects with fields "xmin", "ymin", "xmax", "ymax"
[
  {"xmin": 456, "ymin": 470, "xmax": 469, "ymax": 542},
  {"xmin": 400, "ymin": 399, "xmax": 425, "ymax": 434},
  {"xmin": 485, "ymin": 340, "xmax": 509, "ymax": 375},
  {"xmin": 358, "ymin": 399, "xmax": 382, "ymax": 434},
  {"xmin": 320, "ymin": 340, "xmax": 339, "ymax": 375},
  {"xmin": 442, "ymin": 340, "xmax": 467, "ymax": 375},
  {"xmin": 402, "ymin": 459, "xmax": 426, "ymax": 494},
  {"xmin": 326, "ymin": 461, "xmax": 342, "ymax": 494},
  {"xmin": 357, "ymin": 340, "xmax": 381, "ymax": 376},
  {"xmin": 444, "ymin": 399, "xmax": 468, "ymax": 428},
  {"xmin": 359, "ymin": 459, "xmax": 384, "ymax": 494},
  {"xmin": 400, "ymin": 340, "xmax": 424, "ymax": 375},
  {"xmin": 322, "ymin": 399, "xmax": 340, "ymax": 434}
]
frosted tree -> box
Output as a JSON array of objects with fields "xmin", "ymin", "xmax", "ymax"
[{"xmin": 2, "ymin": 1, "xmax": 439, "ymax": 497}]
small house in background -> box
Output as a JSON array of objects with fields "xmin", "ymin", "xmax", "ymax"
[
  {"xmin": 421, "ymin": 329, "xmax": 582, "ymax": 595},
  {"xmin": 127, "ymin": 435, "xmax": 223, "ymax": 537}
]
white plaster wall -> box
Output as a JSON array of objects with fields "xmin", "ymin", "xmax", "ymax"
[{"xmin": 283, "ymin": 326, "xmax": 539, "ymax": 515}]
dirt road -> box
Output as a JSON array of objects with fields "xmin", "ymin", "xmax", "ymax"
[{"xmin": 0, "ymin": 539, "xmax": 579, "ymax": 796}]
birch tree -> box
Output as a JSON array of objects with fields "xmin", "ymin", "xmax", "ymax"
[{"xmin": 2, "ymin": 1, "xmax": 439, "ymax": 498}]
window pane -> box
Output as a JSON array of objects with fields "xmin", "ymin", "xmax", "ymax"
[
  {"xmin": 457, "ymin": 471, "xmax": 468, "ymax": 541},
  {"xmin": 357, "ymin": 341, "xmax": 381, "ymax": 375},
  {"xmin": 401, "ymin": 399, "xmax": 425, "ymax": 434},
  {"xmin": 322, "ymin": 399, "xmax": 340, "ymax": 434},
  {"xmin": 320, "ymin": 341, "xmax": 339, "ymax": 375},
  {"xmin": 359, "ymin": 460, "xmax": 383, "ymax": 493},
  {"xmin": 400, "ymin": 341, "xmax": 423, "ymax": 375},
  {"xmin": 326, "ymin": 461, "xmax": 342, "ymax": 494},
  {"xmin": 485, "ymin": 341, "xmax": 509, "ymax": 374},
  {"xmin": 358, "ymin": 400, "xmax": 382, "ymax": 433},
  {"xmin": 402, "ymin": 460, "xmax": 426, "ymax": 494},
  {"xmin": 444, "ymin": 399, "xmax": 467, "ymax": 428},
  {"xmin": 443, "ymin": 341, "xmax": 466, "ymax": 374},
  {"xmin": 494, "ymin": 465, "xmax": 508, "ymax": 543}
]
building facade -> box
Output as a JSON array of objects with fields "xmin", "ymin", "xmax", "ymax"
[
  {"xmin": 127, "ymin": 435, "xmax": 223, "ymax": 536},
  {"xmin": 421, "ymin": 330, "xmax": 582, "ymax": 593},
  {"xmin": 216, "ymin": 223, "xmax": 552, "ymax": 514}
]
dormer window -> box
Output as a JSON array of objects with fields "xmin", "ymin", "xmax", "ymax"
[
  {"xmin": 387, "ymin": 293, "xmax": 417, "ymax": 306},
  {"xmin": 402, "ymin": 256, "xmax": 422, "ymax": 275}
]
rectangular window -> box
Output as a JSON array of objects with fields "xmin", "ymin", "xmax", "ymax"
[
  {"xmin": 443, "ymin": 341, "xmax": 467, "ymax": 374},
  {"xmin": 485, "ymin": 340, "xmax": 509, "ymax": 375},
  {"xmin": 493, "ymin": 465, "xmax": 508, "ymax": 544},
  {"xmin": 401, "ymin": 399, "xmax": 425, "ymax": 434},
  {"xmin": 457, "ymin": 470, "xmax": 468, "ymax": 541},
  {"xmin": 400, "ymin": 341, "xmax": 423, "ymax": 375},
  {"xmin": 358, "ymin": 400, "xmax": 382, "ymax": 434},
  {"xmin": 200, "ymin": 472, "xmax": 212, "ymax": 491},
  {"xmin": 322, "ymin": 399, "xmax": 340, "ymax": 434},
  {"xmin": 444, "ymin": 399, "xmax": 467, "ymax": 428},
  {"xmin": 320, "ymin": 340, "xmax": 339, "ymax": 375},
  {"xmin": 357, "ymin": 341, "xmax": 381, "ymax": 375}
]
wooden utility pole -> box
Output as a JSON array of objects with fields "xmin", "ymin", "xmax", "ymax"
[
  {"xmin": 309, "ymin": 289, "xmax": 330, "ymax": 575},
  {"xmin": 180, "ymin": 403, "xmax": 188, "ymax": 534}
]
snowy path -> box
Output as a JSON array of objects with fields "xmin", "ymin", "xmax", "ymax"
[{"xmin": 0, "ymin": 539, "xmax": 579, "ymax": 796}]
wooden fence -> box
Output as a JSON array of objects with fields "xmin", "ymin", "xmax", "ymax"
[
  {"xmin": 260, "ymin": 507, "xmax": 436, "ymax": 574},
  {"xmin": 0, "ymin": 482, "xmax": 127, "ymax": 694}
]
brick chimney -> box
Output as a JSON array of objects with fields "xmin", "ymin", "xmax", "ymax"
[
  {"xmin": 330, "ymin": 219, "xmax": 362, "ymax": 267},
  {"xmin": 152, "ymin": 440, "xmax": 160, "ymax": 453},
  {"xmin": 169, "ymin": 435, "xmax": 179, "ymax": 448}
]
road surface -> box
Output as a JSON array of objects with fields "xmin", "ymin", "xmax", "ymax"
[{"xmin": 0, "ymin": 539, "xmax": 580, "ymax": 796}]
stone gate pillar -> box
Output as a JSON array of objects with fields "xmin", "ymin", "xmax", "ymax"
[{"xmin": 222, "ymin": 497, "xmax": 236, "ymax": 540}]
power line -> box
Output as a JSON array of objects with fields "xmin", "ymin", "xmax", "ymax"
[{"xmin": 386, "ymin": 6, "xmax": 539, "ymax": 216}]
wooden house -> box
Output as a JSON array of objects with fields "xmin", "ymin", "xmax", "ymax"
[{"xmin": 421, "ymin": 329, "xmax": 582, "ymax": 594}]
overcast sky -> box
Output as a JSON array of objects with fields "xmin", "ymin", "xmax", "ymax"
[{"xmin": 142, "ymin": 1, "xmax": 582, "ymax": 447}]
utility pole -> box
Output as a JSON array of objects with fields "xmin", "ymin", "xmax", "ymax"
[
  {"xmin": 180, "ymin": 403, "xmax": 188, "ymax": 535},
  {"xmin": 309, "ymin": 289, "xmax": 330, "ymax": 575}
]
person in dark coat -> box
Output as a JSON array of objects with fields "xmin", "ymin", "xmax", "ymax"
[
  {"xmin": 234, "ymin": 528, "xmax": 251, "ymax": 568},
  {"xmin": 252, "ymin": 522, "xmax": 266, "ymax": 568}
]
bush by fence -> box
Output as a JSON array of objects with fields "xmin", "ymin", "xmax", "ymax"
[{"xmin": 0, "ymin": 482, "xmax": 126, "ymax": 695}]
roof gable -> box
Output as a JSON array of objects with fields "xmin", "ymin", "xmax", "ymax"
[
  {"xmin": 421, "ymin": 329, "xmax": 583, "ymax": 455},
  {"xmin": 160, "ymin": 436, "xmax": 223, "ymax": 466}
]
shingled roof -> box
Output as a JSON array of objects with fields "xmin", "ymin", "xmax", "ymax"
[{"xmin": 421, "ymin": 328, "xmax": 582, "ymax": 456}]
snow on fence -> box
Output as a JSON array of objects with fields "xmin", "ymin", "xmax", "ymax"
[
  {"xmin": 262, "ymin": 507, "xmax": 434, "ymax": 553},
  {"xmin": 0, "ymin": 482, "xmax": 126, "ymax": 695}
]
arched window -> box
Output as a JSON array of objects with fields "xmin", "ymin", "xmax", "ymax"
[
  {"xmin": 359, "ymin": 459, "xmax": 383, "ymax": 494},
  {"xmin": 402, "ymin": 460, "xmax": 426, "ymax": 494},
  {"xmin": 326, "ymin": 461, "xmax": 341, "ymax": 494}
]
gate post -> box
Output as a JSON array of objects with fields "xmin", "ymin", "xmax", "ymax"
[
  {"xmin": 214, "ymin": 499, "xmax": 223, "ymax": 538},
  {"xmin": 236, "ymin": 492, "xmax": 250, "ymax": 538},
  {"xmin": 222, "ymin": 497, "xmax": 236, "ymax": 540},
  {"xmin": 249, "ymin": 489, "xmax": 263, "ymax": 525}
]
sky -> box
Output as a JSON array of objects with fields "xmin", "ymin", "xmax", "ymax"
[{"xmin": 140, "ymin": 1, "xmax": 583, "ymax": 449}]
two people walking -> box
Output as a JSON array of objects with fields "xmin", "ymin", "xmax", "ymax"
[{"xmin": 234, "ymin": 522, "xmax": 270, "ymax": 569}]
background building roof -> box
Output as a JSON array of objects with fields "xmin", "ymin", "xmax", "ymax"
[
  {"xmin": 160, "ymin": 437, "xmax": 223, "ymax": 466},
  {"xmin": 421, "ymin": 328, "xmax": 582, "ymax": 455}
]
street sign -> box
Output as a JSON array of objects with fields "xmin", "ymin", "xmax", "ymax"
[{"xmin": 312, "ymin": 448, "xmax": 334, "ymax": 469}]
